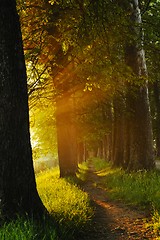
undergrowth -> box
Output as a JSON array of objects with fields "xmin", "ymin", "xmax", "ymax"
[
  {"xmin": 36, "ymin": 167, "xmax": 93, "ymax": 238},
  {"xmin": 91, "ymin": 157, "xmax": 160, "ymax": 236},
  {"xmin": 0, "ymin": 216, "xmax": 57, "ymax": 240},
  {"xmin": 0, "ymin": 166, "xmax": 93, "ymax": 240},
  {"xmin": 76, "ymin": 161, "xmax": 89, "ymax": 182}
]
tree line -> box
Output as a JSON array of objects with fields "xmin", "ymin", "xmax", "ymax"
[{"xmin": 20, "ymin": 0, "xmax": 160, "ymax": 174}]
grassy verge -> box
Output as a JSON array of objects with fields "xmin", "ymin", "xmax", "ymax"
[
  {"xmin": 91, "ymin": 157, "xmax": 160, "ymax": 236},
  {"xmin": 0, "ymin": 167, "xmax": 93, "ymax": 240},
  {"xmin": 36, "ymin": 167, "xmax": 93, "ymax": 239},
  {"xmin": 76, "ymin": 161, "xmax": 90, "ymax": 182},
  {"xmin": 0, "ymin": 217, "xmax": 57, "ymax": 240}
]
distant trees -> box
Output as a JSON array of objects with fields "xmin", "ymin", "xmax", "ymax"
[
  {"xmin": 73, "ymin": 0, "xmax": 155, "ymax": 170},
  {"xmin": 18, "ymin": 0, "xmax": 160, "ymax": 174},
  {"xmin": 0, "ymin": 0, "xmax": 46, "ymax": 218},
  {"xmin": 19, "ymin": 0, "xmax": 80, "ymax": 177}
]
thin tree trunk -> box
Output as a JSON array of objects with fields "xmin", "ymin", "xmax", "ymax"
[
  {"xmin": 153, "ymin": 81, "xmax": 160, "ymax": 157},
  {"xmin": 56, "ymin": 94, "xmax": 78, "ymax": 177},
  {"xmin": 77, "ymin": 141, "xmax": 86, "ymax": 163},
  {"xmin": 112, "ymin": 96, "xmax": 125, "ymax": 167}
]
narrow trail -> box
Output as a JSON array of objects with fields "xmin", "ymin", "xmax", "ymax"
[{"xmin": 78, "ymin": 166, "xmax": 156, "ymax": 240}]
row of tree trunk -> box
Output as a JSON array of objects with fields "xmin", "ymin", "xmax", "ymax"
[{"xmin": 55, "ymin": 0, "xmax": 155, "ymax": 176}]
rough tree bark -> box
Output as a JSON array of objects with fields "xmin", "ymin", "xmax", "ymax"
[
  {"xmin": 124, "ymin": 0, "xmax": 155, "ymax": 170},
  {"xmin": 0, "ymin": 0, "xmax": 46, "ymax": 219}
]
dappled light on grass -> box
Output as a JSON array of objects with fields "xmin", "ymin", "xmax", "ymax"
[
  {"xmin": 0, "ymin": 166, "xmax": 93, "ymax": 240},
  {"xmin": 76, "ymin": 162, "xmax": 90, "ymax": 182},
  {"xmin": 149, "ymin": 209, "xmax": 160, "ymax": 236},
  {"xmin": 36, "ymin": 167, "xmax": 93, "ymax": 236},
  {"xmin": 100, "ymin": 168, "xmax": 160, "ymax": 209},
  {"xmin": 96, "ymin": 167, "xmax": 120, "ymax": 177},
  {"xmin": 91, "ymin": 157, "xmax": 111, "ymax": 171},
  {"xmin": 91, "ymin": 158, "xmax": 160, "ymax": 236},
  {"xmin": 92, "ymin": 158, "xmax": 160, "ymax": 209}
]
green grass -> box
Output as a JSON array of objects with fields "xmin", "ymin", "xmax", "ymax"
[
  {"xmin": 76, "ymin": 161, "xmax": 89, "ymax": 182},
  {"xmin": 0, "ymin": 217, "xmax": 57, "ymax": 240},
  {"xmin": 36, "ymin": 167, "xmax": 93, "ymax": 237},
  {"xmin": 91, "ymin": 157, "xmax": 160, "ymax": 235},
  {"xmin": 4, "ymin": 157, "xmax": 160, "ymax": 238},
  {"xmin": 91, "ymin": 157, "xmax": 110, "ymax": 171},
  {"xmin": 91, "ymin": 158, "xmax": 159, "ymax": 208},
  {"xmin": 0, "ymin": 166, "xmax": 93, "ymax": 240}
]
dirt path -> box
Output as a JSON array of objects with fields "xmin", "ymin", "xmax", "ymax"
[{"xmin": 78, "ymin": 168, "xmax": 157, "ymax": 240}]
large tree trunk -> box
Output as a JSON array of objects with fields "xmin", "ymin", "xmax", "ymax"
[
  {"xmin": 0, "ymin": 0, "xmax": 46, "ymax": 219},
  {"xmin": 125, "ymin": 85, "xmax": 154, "ymax": 170},
  {"xmin": 56, "ymin": 94, "xmax": 78, "ymax": 177},
  {"xmin": 124, "ymin": 0, "xmax": 155, "ymax": 170}
]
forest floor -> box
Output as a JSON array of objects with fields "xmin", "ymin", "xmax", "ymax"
[{"xmin": 77, "ymin": 165, "xmax": 157, "ymax": 240}]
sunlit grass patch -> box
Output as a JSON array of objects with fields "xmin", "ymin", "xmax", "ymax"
[
  {"xmin": 78, "ymin": 161, "xmax": 89, "ymax": 171},
  {"xmin": 76, "ymin": 161, "xmax": 89, "ymax": 182},
  {"xmin": 92, "ymin": 158, "xmax": 160, "ymax": 237},
  {"xmin": 145, "ymin": 209, "xmax": 160, "ymax": 238},
  {"xmin": 92, "ymin": 158, "xmax": 160, "ymax": 208},
  {"xmin": 0, "ymin": 166, "xmax": 93, "ymax": 240},
  {"xmin": 91, "ymin": 157, "xmax": 109, "ymax": 171},
  {"xmin": 36, "ymin": 167, "xmax": 93, "ymax": 236},
  {"xmin": 100, "ymin": 169, "xmax": 160, "ymax": 208}
]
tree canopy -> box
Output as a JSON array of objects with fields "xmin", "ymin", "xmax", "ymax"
[{"xmin": 16, "ymin": 0, "xmax": 160, "ymax": 174}]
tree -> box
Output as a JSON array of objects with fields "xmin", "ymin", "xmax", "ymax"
[
  {"xmin": 112, "ymin": 94, "xmax": 125, "ymax": 167},
  {"xmin": 77, "ymin": 0, "xmax": 155, "ymax": 170},
  {"xmin": 143, "ymin": 0, "xmax": 160, "ymax": 157},
  {"xmin": 56, "ymin": 93, "xmax": 78, "ymax": 177},
  {"xmin": 123, "ymin": 0, "xmax": 155, "ymax": 170},
  {"xmin": 19, "ymin": 0, "xmax": 156, "ymax": 172},
  {"xmin": 73, "ymin": 0, "xmax": 155, "ymax": 170},
  {"xmin": 0, "ymin": 0, "xmax": 46, "ymax": 218},
  {"xmin": 152, "ymin": 80, "xmax": 160, "ymax": 157}
]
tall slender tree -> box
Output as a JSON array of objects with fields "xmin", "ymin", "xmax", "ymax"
[
  {"xmin": 56, "ymin": 93, "xmax": 78, "ymax": 177},
  {"xmin": 0, "ymin": 0, "xmax": 46, "ymax": 218}
]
